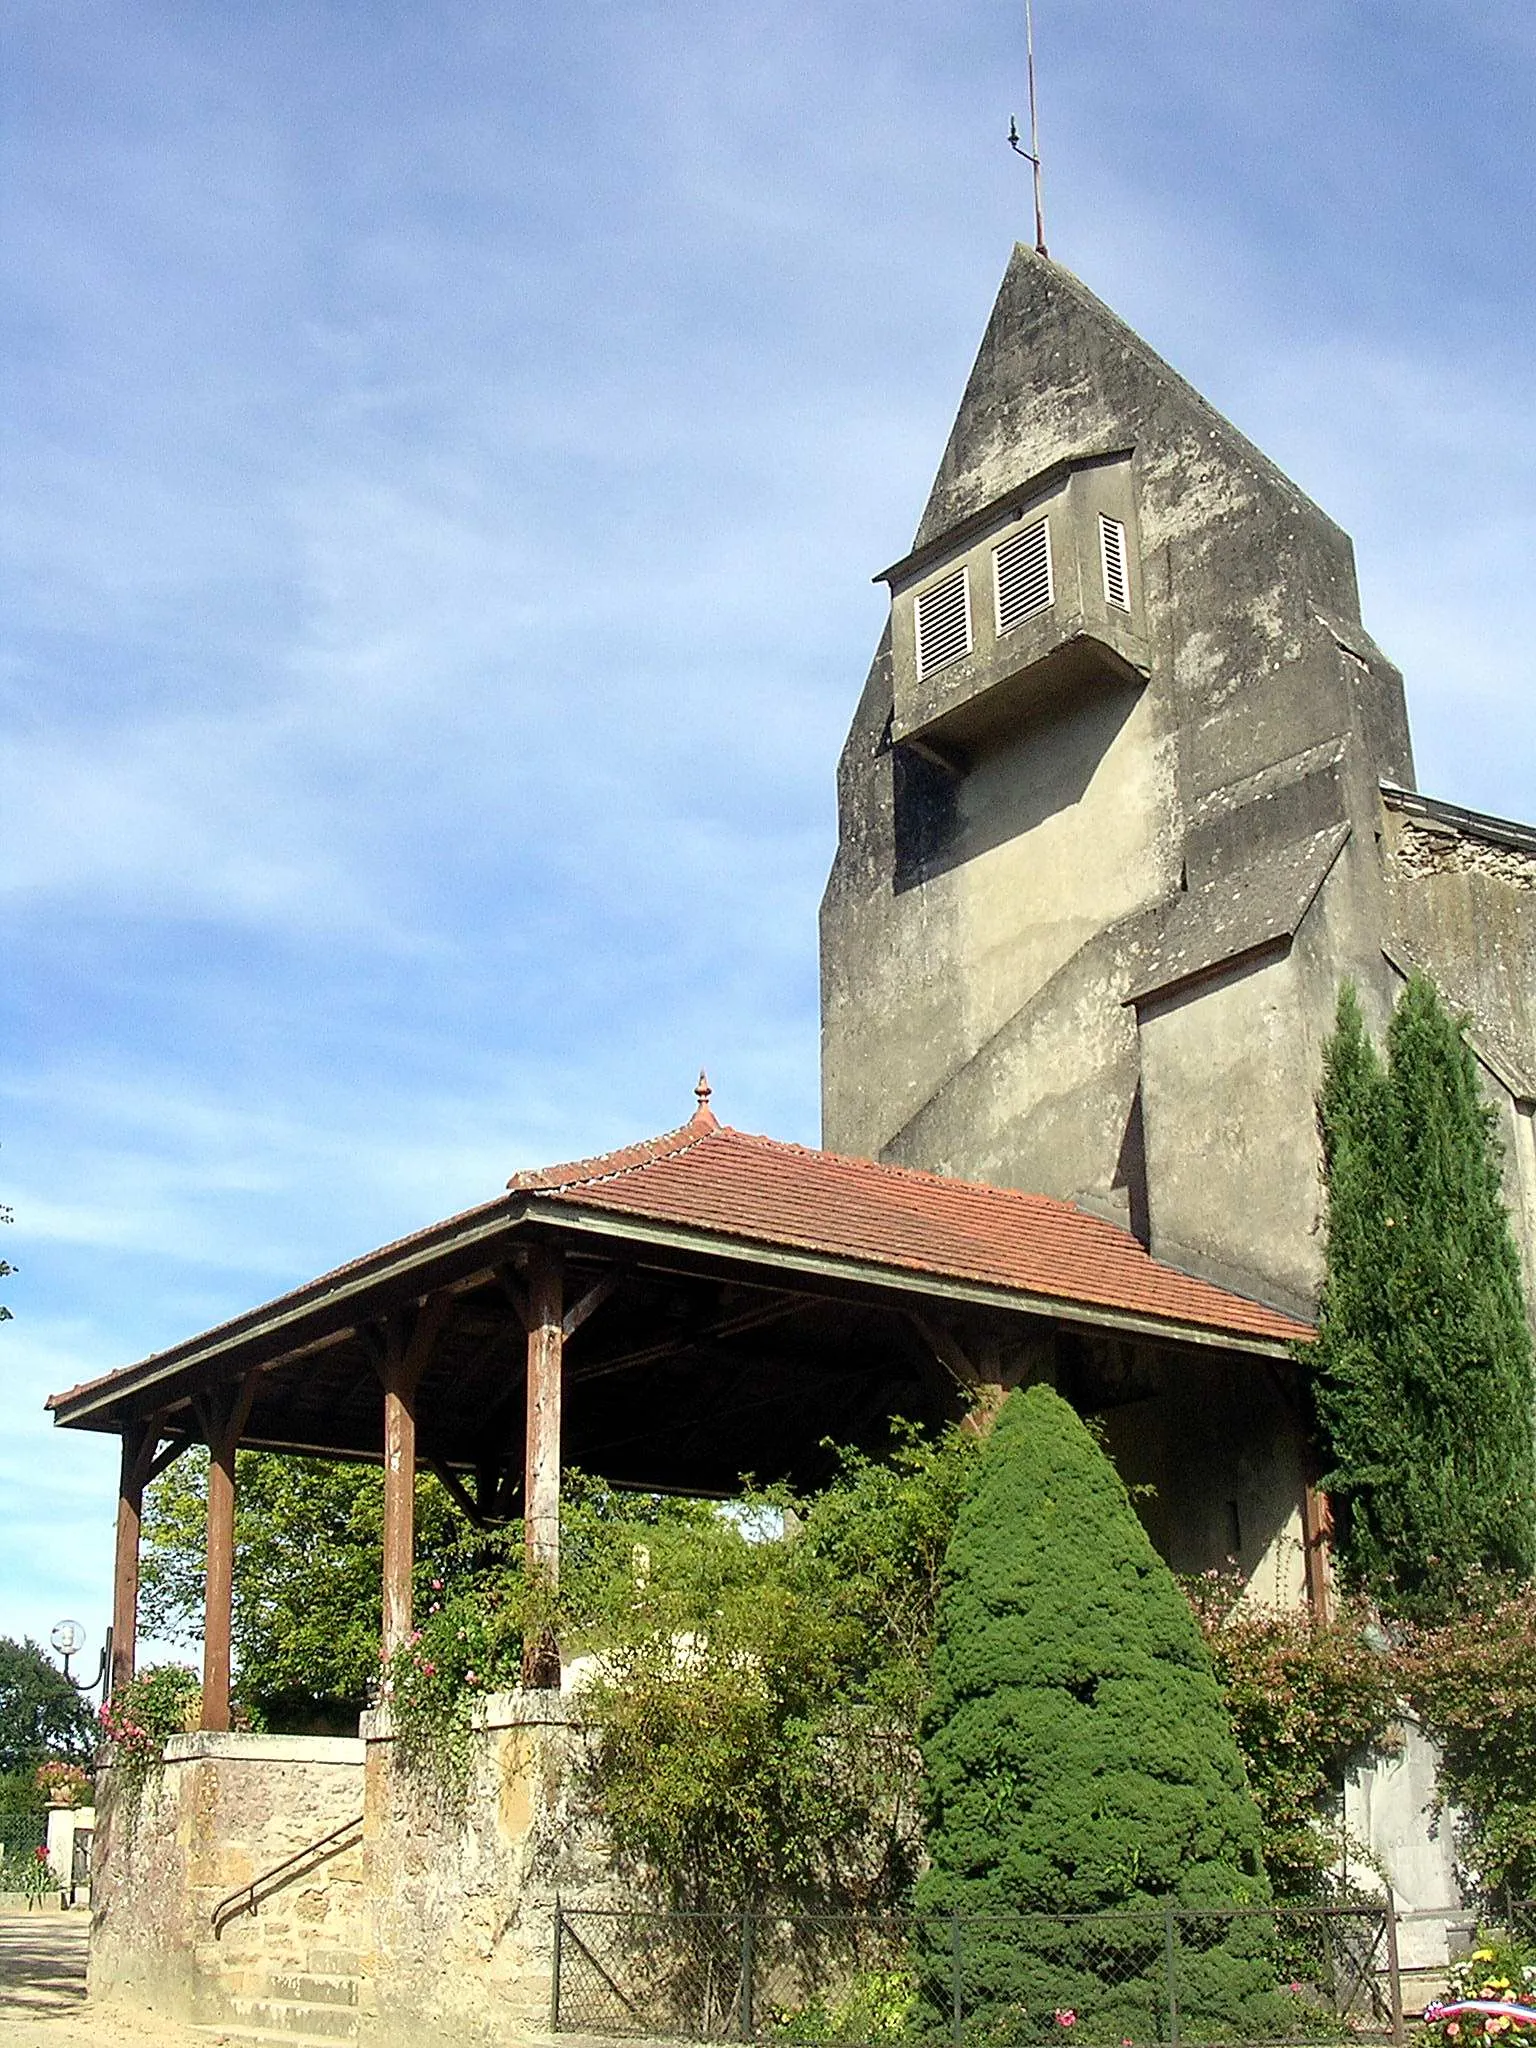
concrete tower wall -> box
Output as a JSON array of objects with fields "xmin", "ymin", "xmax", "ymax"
[{"xmin": 821, "ymin": 247, "xmax": 1534, "ymax": 1323}]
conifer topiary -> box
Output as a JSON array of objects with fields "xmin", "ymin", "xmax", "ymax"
[
  {"xmin": 914, "ymin": 1383, "xmax": 1277, "ymax": 2043},
  {"xmin": 1311, "ymin": 975, "xmax": 1536, "ymax": 1620}
]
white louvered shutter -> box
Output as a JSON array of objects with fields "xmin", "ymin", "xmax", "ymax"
[
  {"xmin": 993, "ymin": 517, "xmax": 1053, "ymax": 634},
  {"xmin": 914, "ymin": 565, "xmax": 972, "ymax": 679},
  {"xmin": 1099, "ymin": 515, "xmax": 1131, "ymax": 611}
]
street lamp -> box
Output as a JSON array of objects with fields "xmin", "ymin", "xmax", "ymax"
[{"xmin": 50, "ymin": 1620, "xmax": 109, "ymax": 1699}]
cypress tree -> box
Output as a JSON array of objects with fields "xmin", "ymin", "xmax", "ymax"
[
  {"xmin": 1312, "ymin": 976, "xmax": 1536, "ymax": 1619},
  {"xmin": 914, "ymin": 1384, "xmax": 1277, "ymax": 2043}
]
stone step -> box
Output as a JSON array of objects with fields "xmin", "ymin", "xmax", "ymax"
[
  {"xmin": 195, "ymin": 2031, "xmax": 359, "ymax": 2048},
  {"xmin": 263, "ymin": 1972, "xmax": 358, "ymax": 2007},
  {"xmin": 307, "ymin": 1950, "xmax": 363, "ymax": 1978},
  {"xmin": 223, "ymin": 1996, "xmax": 360, "ymax": 2039}
]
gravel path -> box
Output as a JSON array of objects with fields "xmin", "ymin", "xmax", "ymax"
[{"xmin": 0, "ymin": 1915, "xmax": 208, "ymax": 2046}]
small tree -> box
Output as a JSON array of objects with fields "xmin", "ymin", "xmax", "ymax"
[
  {"xmin": 1309, "ymin": 977, "xmax": 1536, "ymax": 1620},
  {"xmin": 141, "ymin": 1449, "xmax": 466, "ymax": 1728},
  {"xmin": 915, "ymin": 1385, "xmax": 1277, "ymax": 2042},
  {"xmin": 0, "ymin": 1639, "xmax": 96, "ymax": 1775}
]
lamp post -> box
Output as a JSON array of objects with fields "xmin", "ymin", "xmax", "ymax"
[{"xmin": 49, "ymin": 1619, "xmax": 110, "ymax": 1701}]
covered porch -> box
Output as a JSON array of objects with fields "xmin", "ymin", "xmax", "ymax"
[{"xmin": 48, "ymin": 1085, "xmax": 1322, "ymax": 1730}]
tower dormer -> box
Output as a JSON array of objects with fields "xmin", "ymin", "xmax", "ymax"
[{"xmin": 881, "ymin": 449, "xmax": 1150, "ymax": 760}]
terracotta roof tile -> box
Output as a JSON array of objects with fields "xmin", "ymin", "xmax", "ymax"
[
  {"xmin": 509, "ymin": 1109, "xmax": 1312, "ymax": 1346},
  {"xmin": 48, "ymin": 1108, "xmax": 1310, "ymax": 1421}
]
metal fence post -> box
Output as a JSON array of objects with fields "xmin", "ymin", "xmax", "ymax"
[
  {"xmin": 550, "ymin": 1897, "xmax": 563, "ymax": 2032},
  {"xmin": 951, "ymin": 1913, "xmax": 964, "ymax": 2048},
  {"xmin": 1384, "ymin": 1900, "xmax": 1405, "ymax": 2048},
  {"xmin": 739, "ymin": 1910, "xmax": 755, "ymax": 2041},
  {"xmin": 1162, "ymin": 1903, "xmax": 1181, "ymax": 2048}
]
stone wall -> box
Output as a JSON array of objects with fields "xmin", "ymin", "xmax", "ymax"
[
  {"xmin": 362, "ymin": 1690, "xmax": 622, "ymax": 2048},
  {"xmin": 89, "ymin": 1731, "xmax": 367, "ymax": 2030},
  {"xmin": 87, "ymin": 1696, "xmax": 631, "ymax": 2047}
]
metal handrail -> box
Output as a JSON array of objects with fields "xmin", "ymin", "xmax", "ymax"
[{"xmin": 211, "ymin": 1811, "xmax": 364, "ymax": 1937}]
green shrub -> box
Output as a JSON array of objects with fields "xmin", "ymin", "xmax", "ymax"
[
  {"xmin": 100, "ymin": 1664, "xmax": 201, "ymax": 1809},
  {"xmin": 915, "ymin": 1385, "xmax": 1281, "ymax": 2043}
]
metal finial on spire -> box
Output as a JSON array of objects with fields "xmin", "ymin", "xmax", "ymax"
[
  {"xmin": 1008, "ymin": 0, "xmax": 1049, "ymax": 257},
  {"xmin": 694, "ymin": 1070, "xmax": 712, "ymax": 1113}
]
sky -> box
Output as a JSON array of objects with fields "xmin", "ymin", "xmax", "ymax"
[{"xmin": 2, "ymin": 0, "xmax": 1533, "ymax": 1670}]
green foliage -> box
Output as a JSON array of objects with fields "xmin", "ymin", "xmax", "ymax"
[
  {"xmin": 141, "ymin": 1448, "xmax": 464, "ymax": 1728},
  {"xmin": 98, "ymin": 1662, "xmax": 201, "ymax": 1813},
  {"xmin": 0, "ymin": 1638, "xmax": 96, "ymax": 1774},
  {"xmin": 915, "ymin": 1385, "xmax": 1279, "ymax": 2042},
  {"xmin": 1400, "ymin": 1590, "xmax": 1536, "ymax": 1900},
  {"xmin": 768, "ymin": 1965, "xmax": 917, "ymax": 2043},
  {"xmin": 0, "ymin": 1840, "xmax": 53, "ymax": 1900},
  {"xmin": 1185, "ymin": 1575, "xmax": 1399, "ymax": 1901},
  {"xmin": 1309, "ymin": 977, "xmax": 1536, "ymax": 1621},
  {"xmin": 0, "ymin": 1771, "xmax": 43, "ymax": 1812},
  {"xmin": 583, "ymin": 1424, "xmax": 978, "ymax": 1912}
]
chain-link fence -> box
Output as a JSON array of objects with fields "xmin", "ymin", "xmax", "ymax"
[
  {"xmin": 0, "ymin": 1811, "xmax": 52, "ymax": 1901},
  {"xmin": 552, "ymin": 1901, "xmax": 1404, "ymax": 2047}
]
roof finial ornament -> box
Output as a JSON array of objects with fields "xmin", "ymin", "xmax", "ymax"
[
  {"xmin": 1008, "ymin": 0, "xmax": 1049, "ymax": 257},
  {"xmin": 694, "ymin": 1069, "xmax": 712, "ymax": 1113}
]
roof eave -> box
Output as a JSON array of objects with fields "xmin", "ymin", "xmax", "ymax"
[
  {"xmin": 49, "ymin": 1186, "xmax": 1311, "ymax": 1434},
  {"xmin": 536, "ymin": 1200, "xmax": 1311, "ymax": 1359},
  {"xmin": 48, "ymin": 1194, "xmax": 536, "ymax": 1430}
]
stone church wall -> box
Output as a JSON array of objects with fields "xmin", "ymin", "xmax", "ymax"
[{"xmin": 86, "ymin": 1697, "xmax": 630, "ymax": 2048}]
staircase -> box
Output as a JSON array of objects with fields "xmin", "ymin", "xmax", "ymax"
[{"xmin": 194, "ymin": 1946, "xmax": 364, "ymax": 2046}]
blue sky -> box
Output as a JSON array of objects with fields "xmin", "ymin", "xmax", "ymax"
[{"xmin": 2, "ymin": 0, "xmax": 1532, "ymax": 1664}]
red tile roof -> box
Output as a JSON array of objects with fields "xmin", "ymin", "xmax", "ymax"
[
  {"xmin": 510, "ymin": 1106, "xmax": 1313, "ymax": 1347},
  {"xmin": 47, "ymin": 1104, "xmax": 1311, "ymax": 1423}
]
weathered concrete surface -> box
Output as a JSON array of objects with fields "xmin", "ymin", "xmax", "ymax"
[
  {"xmin": 1344, "ymin": 1719, "xmax": 1468, "ymax": 2004},
  {"xmin": 361, "ymin": 1691, "xmax": 621, "ymax": 2048},
  {"xmin": 87, "ymin": 1733, "xmax": 366, "ymax": 2034},
  {"xmin": 1383, "ymin": 796, "xmax": 1536, "ymax": 1315},
  {"xmin": 821, "ymin": 243, "xmax": 1534, "ymax": 1327}
]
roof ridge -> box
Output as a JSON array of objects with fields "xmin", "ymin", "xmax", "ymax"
[
  {"xmin": 506, "ymin": 1107, "xmax": 720, "ymax": 1193},
  {"xmin": 716, "ymin": 1122, "xmax": 1136, "ymax": 1240}
]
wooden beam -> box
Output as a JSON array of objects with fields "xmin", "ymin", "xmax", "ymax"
[
  {"xmin": 569, "ymin": 1296, "xmax": 804, "ymax": 1386},
  {"xmin": 199, "ymin": 1377, "xmax": 258, "ymax": 1733},
  {"xmin": 498, "ymin": 1264, "xmax": 532, "ymax": 1333},
  {"xmin": 377, "ymin": 1293, "xmax": 454, "ymax": 1664},
  {"xmin": 1302, "ymin": 1479, "xmax": 1334, "ymax": 1623},
  {"xmin": 562, "ymin": 1269, "xmax": 619, "ymax": 1341},
  {"xmin": 522, "ymin": 1244, "xmax": 564, "ymax": 1688},
  {"xmin": 906, "ymin": 1310, "xmax": 1023, "ymax": 1434},
  {"xmin": 425, "ymin": 1454, "xmax": 519, "ymax": 1532}
]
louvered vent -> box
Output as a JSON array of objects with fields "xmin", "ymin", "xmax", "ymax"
[
  {"xmin": 1099, "ymin": 515, "xmax": 1131, "ymax": 611},
  {"xmin": 993, "ymin": 517, "xmax": 1053, "ymax": 634},
  {"xmin": 914, "ymin": 565, "xmax": 973, "ymax": 679}
]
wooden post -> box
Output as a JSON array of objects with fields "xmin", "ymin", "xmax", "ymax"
[
  {"xmin": 198, "ymin": 1379, "xmax": 257, "ymax": 1733},
  {"xmin": 202, "ymin": 1434, "xmax": 237, "ymax": 1732},
  {"xmin": 111, "ymin": 1425, "xmax": 153, "ymax": 1699},
  {"xmin": 381, "ymin": 1350, "xmax": 419, "ymax": 1662},
  {"xmin": 1302, "ymin": 1478, "xmax": 1334, "ymax": 1623},
  {"xmin": 523, "ymin": 1245, "xmax": 564, "ymax": 1688},
  {"xmin": 374, "ymin": 1295, "xmax": 452, "ymax": 1671}
]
